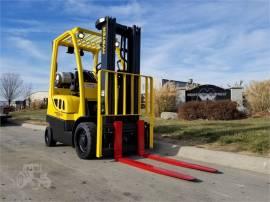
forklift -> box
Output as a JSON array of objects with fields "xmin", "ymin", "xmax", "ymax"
[{"xmin": 46, "ymin": 17, "xmax": 218, "ymax": 181}]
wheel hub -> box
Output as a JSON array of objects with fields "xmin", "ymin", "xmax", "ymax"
[
  {"xmin": 45, "ymin": 133, "xmax": 49, "ymax": 143},
  {"xmin": 78, "ymin": 131, "xmax": 87, "ymax": 152}
]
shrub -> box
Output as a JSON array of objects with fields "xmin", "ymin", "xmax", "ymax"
[
  {"xmin": 178, "ymin": 100, "xmax": 246, "ymax": 120},
  {"xmin": 154, "ymin": 83, "xmax": 177, "ymax": 116},
  {"xmin": 30, "ymin": 100, "xmax": 47, "ymax": 110},
  {"xmin": 245, "ymin": 80, "xmax": 270, "ymax": 114},
  {"xmin": 5, "ymin": 106, "xmax": 15, "ymax": 112}
]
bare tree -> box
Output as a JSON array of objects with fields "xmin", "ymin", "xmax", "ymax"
[
  {"xmin": 22, "ymin": 83, "xmax": 33, "ymax": 107},
  {"xmin": 0, "ymin": 73, "xmax": 23, "ymax": 106}
]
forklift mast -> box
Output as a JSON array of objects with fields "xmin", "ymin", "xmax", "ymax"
[
  {"xmin": 96, "ymin": 17, "xmax": 141, "ymax": 115},
  {"xmin": 96, "ymin": 16, "xmax": 141, "ymax": 74}
]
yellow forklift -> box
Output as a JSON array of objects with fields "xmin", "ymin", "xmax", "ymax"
[{"xmin": 46, "ymin": 17, "xmax": 218, "ymax": 181}]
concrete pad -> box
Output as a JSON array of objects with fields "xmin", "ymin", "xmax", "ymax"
[{"xmin": 21, "ymin": 123, "xmax": 46, "ymax": 131}]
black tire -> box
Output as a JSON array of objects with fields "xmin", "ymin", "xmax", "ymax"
[
  {"xmin": 74, "ymin": 122, "xmax": 96, "ymax": 159},
  {"xmin": 45, "ymin": 126, "xmax": 56, "ymax": 147}
]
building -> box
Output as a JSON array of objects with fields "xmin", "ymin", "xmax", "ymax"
[
  {"xmin": 29, "ymin": 91, "xmax": 48, "ymax": 101},
  {"xmin": 1, "ymin": 91, "xmax": 48, "ymax": 109},
  {"xmin": 15, "ymin": 100, "xmax": 26, "ymax": 110},
  {"xmin": 26, "ymin": 91, "xmax": 48, "ymax": 107},
  {"xmin": 162, "ymin": 79, "xmax": 188, "ymax": 88}
]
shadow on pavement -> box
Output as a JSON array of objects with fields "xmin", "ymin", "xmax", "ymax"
[{"xmin": 0, "ymin": 120, "xmax": 21, "ymax": 127}]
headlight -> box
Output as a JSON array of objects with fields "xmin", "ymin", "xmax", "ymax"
[
  {"xmin": 77, "ymin": 32, "xmax": 85, "ymax": 39},
  {"xmin": 98, "ymin": 17, "xmax": 105, "ymax": 23}
]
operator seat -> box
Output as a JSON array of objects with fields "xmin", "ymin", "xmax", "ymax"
[{"xmin": 69, "ymin": 70, "xmax": 97, "ymax": 92}]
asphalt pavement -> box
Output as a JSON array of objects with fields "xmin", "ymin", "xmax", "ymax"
[{"xmin": 0, "ymin": 124, "xmax": 269, "ymax": 202}]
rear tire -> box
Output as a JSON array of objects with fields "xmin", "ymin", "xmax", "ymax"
[
  {"xmin": 74, "ymin": 122, "xmax": 96, "ymax": 159},
  {"xmin": 45, "ymin": 126, "xmax": 56, "ymax": 147}
]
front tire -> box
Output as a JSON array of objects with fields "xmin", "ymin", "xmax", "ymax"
[
  {"xmin": 45, "ymin": 126, "xmax": 56, "ymax": 147},
  {"xmin": 74, "ymin": 122, "xmax": 96, "ymax": 159}
]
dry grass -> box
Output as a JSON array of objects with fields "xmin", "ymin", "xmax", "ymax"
[
  {"xmin": 154, "ymin": 83, "xmax": 177, "ymax": 116},
  {"xmin": 245, "ymin": 80, "xmax": 270, "ymax": 114}
]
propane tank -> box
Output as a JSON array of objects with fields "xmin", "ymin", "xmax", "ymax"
[{"xmin": 55, "ymin": 72, "xmax": 74, "ymax": 87}]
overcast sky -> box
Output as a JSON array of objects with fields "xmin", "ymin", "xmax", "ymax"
[{"xmin": 0, "ymin": 0, "xmax": 269, "ymax": 91}]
